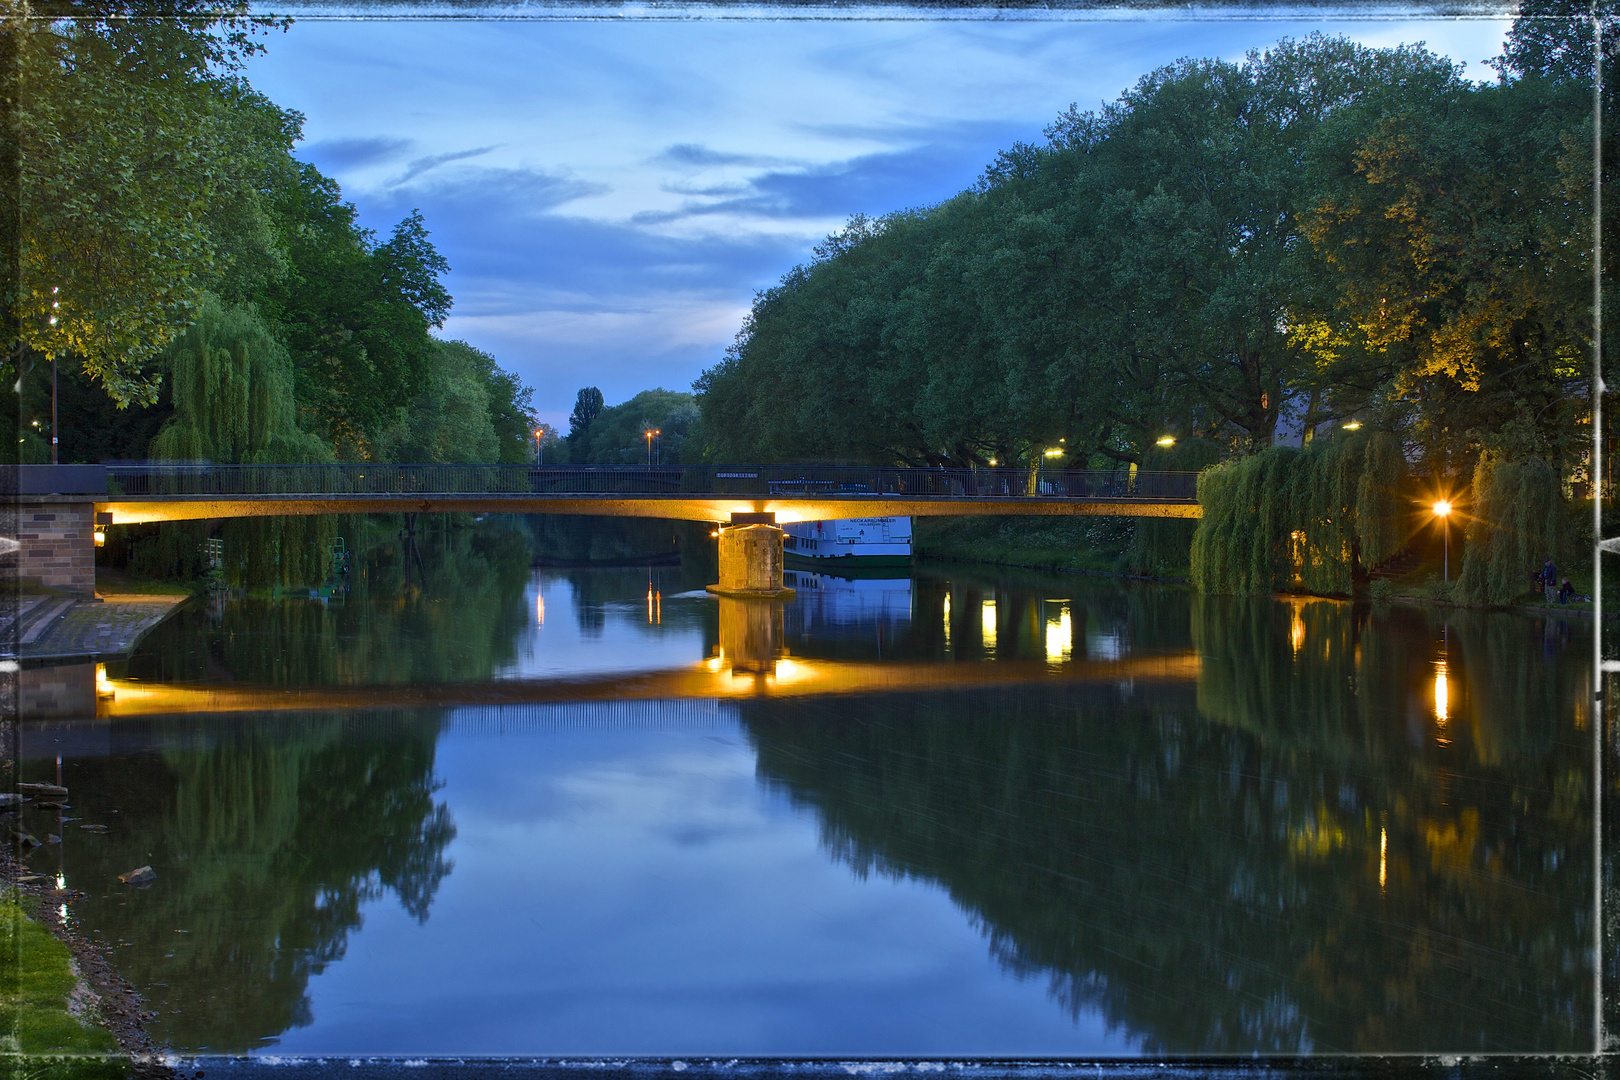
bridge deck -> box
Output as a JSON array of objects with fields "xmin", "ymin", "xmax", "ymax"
[{"xmin": 17, "ymin": 463, "xmax": 1203, "ymax": 523}]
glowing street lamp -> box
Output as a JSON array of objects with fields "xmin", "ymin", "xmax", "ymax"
[
  {"xmin": 534, "ymin": 429, "xmax": 544, "ymax": 463},
  {"xmin": 1155, "ymin": 435, "xmax": 1176, "ymax": 447},
  {"xmin": 1432, "ymin": 500, "xmax": 1453, "ymax": 583},
  {"xmin": 1342, "ymin": 420, "xmax": 1362, "ymax": 431},
  {"xmin": 644, "ymin": 428, "xmax": 661, "ymax": 465}
]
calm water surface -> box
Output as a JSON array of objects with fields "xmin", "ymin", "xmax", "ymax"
[{"xmin": 18, "ymin": 528, "xmax": 1595, "ymax": 1056}]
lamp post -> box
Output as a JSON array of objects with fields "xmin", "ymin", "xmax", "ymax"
[
  {"xmin": 48, "ymin": 286, "xmax": 59, "ymax": 464},
  {"xmin": 534, "ymin": 429, "xmax": 543, "ymax": 464},
  {"xmin": 645, "ymin": 428, "xmax": 661, "ymax": 465},
  {"xmin": 1433, "ymin": 500, "xmax": 1452, "ymax": 583}
]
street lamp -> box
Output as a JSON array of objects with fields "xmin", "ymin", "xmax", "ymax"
[
  {"xmin": 47, "ymin": 287, "xmax": 60, "ymax": 464},
  {"xmin": 534, "ymin": 429, "xmax": 544, "ymax": 463},
  {"xmin": 1342, "ymin": 420, "xmax": 1362, "ymax": 431},
  {"xmin": 645, "ymin": 428, "xmax": 661, "ymax": 465},
  {"xmin": 1432, "ymin": 500, "xmax": 1452, "ymax": 583},
  {"xmin": 1156, "ymin": 435, "xmax": 1176, "ymax": 447}
]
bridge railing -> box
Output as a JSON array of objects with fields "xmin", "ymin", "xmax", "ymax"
[{"xmin": 104, "ymin": 463, "xmax": 1200, "ymax": 502}]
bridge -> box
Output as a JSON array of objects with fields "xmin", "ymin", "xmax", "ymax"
[{"xmin": 10, "ymin": 463, "xmax": 1201, "ymax": 597}]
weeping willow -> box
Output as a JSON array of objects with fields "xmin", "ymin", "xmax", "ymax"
[
  {"xmin": 1190, "ymin": 430, "xmax": 1408, "ymax": 595},
  {"xmin": 1124, "ymin": 437, "xmax": 1224, "ymax": 577},
  {"xmin": 136, "ymin": 298, "xmax": 337, "ymax": 588},
  {"xmin": 1455, "ymin": 454, "xmax": 1570, "ymax": 606}
]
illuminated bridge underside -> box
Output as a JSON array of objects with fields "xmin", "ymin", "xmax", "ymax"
[
  {"xmin": 96, "ymin": 495, "xmax": 1201, "ymax": 526},
  {"xmin": 83, "ymin": 652, "xmax": 1200, "ymax": 718}
]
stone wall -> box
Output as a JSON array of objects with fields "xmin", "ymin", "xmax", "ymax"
[{"xmin": 16, "ymin": 502, "xmax": 94, "ymax": 596}]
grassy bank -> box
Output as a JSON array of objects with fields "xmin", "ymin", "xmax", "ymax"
[
  {"xmin": 1368, "ymin": 558, "xmax": 1598, "ymax": 615},
  {"xmin": 1, "ymin": 897, "xmax": 126, "ymax": 1076},
  {"xmin": 91, "ymin": 567, "xmax": 197, "ymax": 598}
]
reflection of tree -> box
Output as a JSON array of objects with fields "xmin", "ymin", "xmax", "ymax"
[
  {"xmin": 119, "ymin": 522, "xmax": 534, "ymax": 685},
  {"xmin": 743, "ymin": 599, "xmax": 1590, "ymax": 1052},
  {"xmin": 527, "ymin": 515, "xmax": 712, "ymax": 568},
  {"xmin": 54, "ymin": 711, "xmax": 454, "ymax": 1052}
]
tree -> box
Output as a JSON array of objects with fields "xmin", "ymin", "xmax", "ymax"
[
  {"xmin": 8, "ymin": 7, "xmax": 292, "ymax": 407},
  {"xmin": 148, "ymin": 297, "xmax": 330, "ymax": 465},
  {"xmin": 1297, "ymin": 43, "xmax": 1591, "ymax": 477},
  {"xmin": 566, "ymin": 386, "xmax": 604, "ymax": 456},
  {"xmin": 574, "ymin": 388, "xmax": 700, "ymax": 464},
  {"xmin": 258, "ymin": 166, "xmax": 453, "ymax": 456},
  {"xmin": 375, "ymin": 339, "xmax": 533, "ymax": 464}
]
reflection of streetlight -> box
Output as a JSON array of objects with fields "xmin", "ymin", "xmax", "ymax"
[{"xmin": 1432, "ymin": 500, "xmax": 1452, "ymax": 582}]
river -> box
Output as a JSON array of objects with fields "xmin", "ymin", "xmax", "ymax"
[{"xmin": 16, "ymin": 522, "xmax": 1596, "ymax": 1056}]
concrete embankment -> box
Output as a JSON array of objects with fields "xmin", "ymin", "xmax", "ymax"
[{"xmin": 8, "ymin": 592, "xmax": 187, "ymax": 663}]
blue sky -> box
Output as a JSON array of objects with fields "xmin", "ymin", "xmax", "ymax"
[{"xmin": 242, "ymin": 9, "xmax": 1514, "ymax": 428}]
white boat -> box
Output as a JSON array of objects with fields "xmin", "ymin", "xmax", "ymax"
[{"xmin": 782, "ymin": 517, "xmax": 912, "ymax": 567}]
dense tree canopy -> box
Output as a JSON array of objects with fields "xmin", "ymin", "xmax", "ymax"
[
  {"xmin": 8, "ymin": 5, "xmax": 536, "ymax": 477},
  {"xmin": 8, "ymin": 4, "xmax": 293, "ymax": 405},
  {"xmin": 694, "ymin": 27, "xmax": 1593, "ymax": 494},
  {"xmin": 13, "ymin": 7, "xmax": 539, "ymax": 586},
  {"xmin": 566, "ymin": 387, "xmax": 700, "ymax": 464}
]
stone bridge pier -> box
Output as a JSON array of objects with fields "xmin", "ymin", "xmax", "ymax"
[
  {"xmin": 705, "ymin": 512, "xmax": 796, "ymax": 600},
  {"xmin": 10, "ymin": 467, "xmax": 109, "ymax": 597}
]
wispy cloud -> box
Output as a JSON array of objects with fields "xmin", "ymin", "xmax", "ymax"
[
  {"xmin": 390, "ymin": 145, "xmax": 502, "ymax": 186},
  {"xmin": 634, "ymin": 122, "xmax": 1024, "ymax": 226},
  {"xmin": 301, "ymin": 135, "xmax": 414, "ymax": 169},
  {"xmin": 652, "ymin": 143, "xmax": 792, "ymax": 169}
]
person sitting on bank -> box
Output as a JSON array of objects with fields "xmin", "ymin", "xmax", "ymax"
[{"xmin": 1558, "ymin": 578, "xmax": 1579, "ymax": 604}]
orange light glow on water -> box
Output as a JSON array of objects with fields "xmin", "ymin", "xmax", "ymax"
[
  {"xmin": 1379, "ymin": 827, "xmax": 1387, "ymax": 890},
  {"xmin": 982, "ymin": 599, "xmax": 997, "ymax": 649},
  {"xmin": 1290, "ymin": 610, "xmax": 1305, "ymax": 657},
  {"xmin": 536, "ymin": 592, "xmax": 545, "ymax": 627},
  {"xmin": 79, "ymin": 653, "xmax": 1203, "ymax": 718},
  {"xmin": 1045, "ymin": 605, "xmax": 1072, "ymax": 663}
]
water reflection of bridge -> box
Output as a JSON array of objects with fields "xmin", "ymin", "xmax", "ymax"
[{"xmin": 21, "ymin": 651, "xmax": 1198, "ymax": 721}]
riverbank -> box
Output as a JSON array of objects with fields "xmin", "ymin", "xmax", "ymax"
[
  {"xmin": 3, "ymin": 874, "xmax": 173, "ymax": 1077},
  {"xmin": 916, "ymin": 517, "xmax": 1604, "ymax": 615},
  {"xmin": 3, "ymin": 778, "xmax": 177, "ymax": 1078},
  {"xmin": 12, "ymin": 592, "xmax": 189, "ymax": 665}
]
